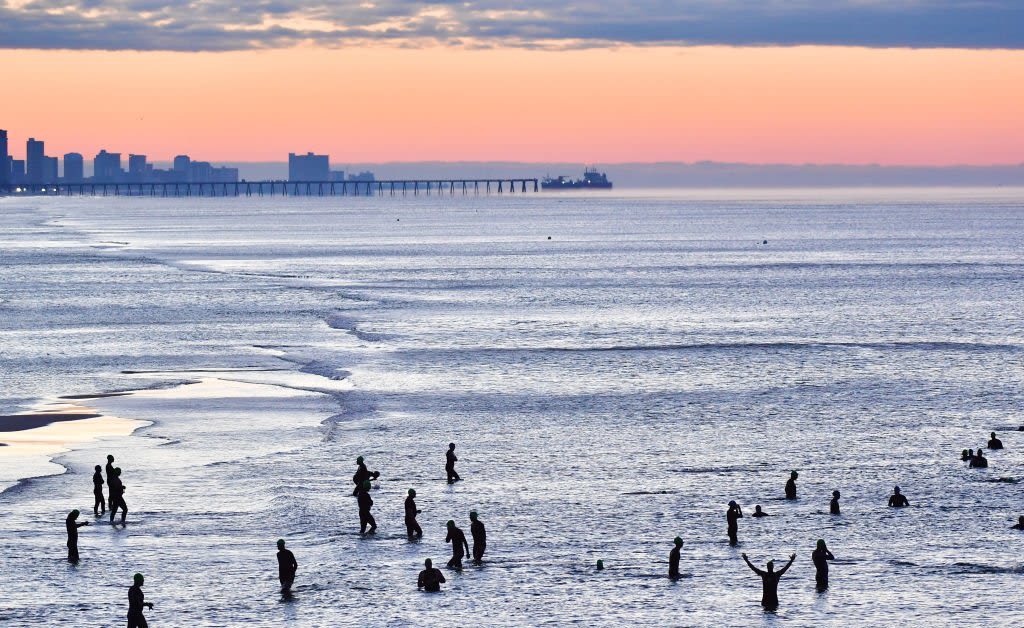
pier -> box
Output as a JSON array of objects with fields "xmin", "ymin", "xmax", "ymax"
[{"xmin": 0, "ymin": 178, "xmax": 540, "ymax": 198}]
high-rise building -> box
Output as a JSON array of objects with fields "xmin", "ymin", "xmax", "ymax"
[
  {"xmin": 43, "ymin": 156, "xmax": 58, "ymax": 184},
  {"xmin": 93, "ymin": 150, "xmax": 122, "ymax": 182},
  {"xmin": 0, "ymin": 129, "xmax": 9, "ymax": 186},
  {"xmin": 128, "ymin": 154, "xmax": 148, "ymax": 182},
  {"xmin": 172, "ymin": 155, "xmax": 191, "ymax": 182},
  {"xmin": 10, "ymin": 159, "xmax": 25, "ymax": 183},
  {"xmin": 189, "ymin": 161, "xmax": 213, "ymax": 182},
  {"xmin": 26, "ymin": 137, "xmax": 45, "ymax": 184},
  {"xmin": 63, "ymin": 153, "xmax": 84, "ymax": 182},
  {"xmin": 288, "ymin": 152, "xmax": 329, "ymax": 181}
]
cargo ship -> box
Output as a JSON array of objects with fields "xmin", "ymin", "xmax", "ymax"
[{"xmin": 541, "ymin": 167, "xmax": 613, "ymax": 190}]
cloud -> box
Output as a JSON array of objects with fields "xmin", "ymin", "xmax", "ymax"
[{"xmin": 1, "ymin": 1, "xmax": 1022, "ymax": 51}]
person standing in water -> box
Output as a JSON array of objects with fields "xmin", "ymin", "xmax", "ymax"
[
  {"xmin": 961, "ymin": 449, "xmax": 972, "ymax": 462},
  {"xmin": 970, "ymin": 449, "xmax": 988, "ymax": 468},
  {"xmin": 357, "ymin": 480, "xmax": 377, "ymax": 534},
  {"xmin": 276, "ymin": 540, "xmax": 298, "ymax": 593},
  {"xmin": 352, "ymin": 456, "xmax": 379, "ymax": 496},
  {"xmin": 668, "ymin": 537, "xmax": 683, "ymax": 580},
  {"xmin": 127, "ymin": 573, "xmax": 154, "ymax": 628},
  {"xmin": 829, "ymin": 491, "xmax": 841, "ymax": 515},
  {"xmin": 469, "ymin": 511, "xmax": 486, "ymax": 565},
  {"xmin": 405, "ymin": 489, "xmax": 423, "ymax": 540},
  {"xmin": 988, "ymin": 432, "xmax": 1004, "ymax": 450},
  {"xmin": 785, "ymin": 471, "xmax": 798, "ymax": 500},
  {"xmin": 92, "ymin": 465, "xmax": 105, "ymax": 516},
  {"xmin": 418, "ymin": 558, "xmax": 446, "ymax": 592},
  {"xmin": 811, "ymin": 539, "xmax": 835, "ymax": 590},
  {"xmin": 109, "ymin": 468, "xmax": 128, "ymax": 525},
  {"xmin": 446, "ymin": 443, "xmax": 461, "ymax": 484},
  {"xmin": 1012, "ymin": 516, "xmax": 1024, "ymax": 530},
  {"xmin": 445, "ymin": 520, "xmax": 469, "ymax": 569},
  {"xmin": 66, "ymin": 509, "xmax": 89, "ymax": 562},
  {"xmin": 888, "ymin": 486, "xmax": 909, "ymax": 507},
  {"xmin": 751, "ymin": 505, "xmax": 769, "ymax": 518},
  {"xmin": 105, "ymin": 455, "xmax": 116, "ymax": 511},
  {"xmin": 742, "ymin": 553, "xmax": 796, "ymax": 610},
  {"xmin": 727, "ymin": 501, "xmax": 743, "ymax": 545}
]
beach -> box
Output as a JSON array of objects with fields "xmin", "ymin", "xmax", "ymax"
[{"xmin": 1, "ymin": 190, "xmax": 1023, "ymax": 625}]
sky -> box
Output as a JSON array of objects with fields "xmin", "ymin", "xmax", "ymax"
[{"xmin": 1, "ymin": 1, "xmax": 1023, "ymax": 165}]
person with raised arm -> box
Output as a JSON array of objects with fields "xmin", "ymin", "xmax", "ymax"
[
  {"xmin": 726, "ymin": 501, "xmax": 743, "ymax": 545},
  {"xmin": 811, "ymin": 539, "xmax": 835, "ymax": 590},
  {"xmin": 742, "ymin": 552, "xmax": 796, "ymax": 610}
]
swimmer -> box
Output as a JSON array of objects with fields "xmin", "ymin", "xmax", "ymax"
[
  {"xmin": 751, "ymin": 505, "xmax": 768, "ymax": 518},
  {"xmin": 66, "ymin": 509, "xmax": 89, "ymax": 563},
  {"xmin": 742, "ymin": 553, "xmax": 796, "ymax": 610},
  {"xmin": 961, "ymin": 449, "xmax": 971, "ymax": 461},
  {"xmin": 1012, "ymin": 516, "xmax": 1024, "ymax": 530},
  {"xmin": 988, "ymin": 432, "xmax": 1004, "ymax": 450},
  {"xmin": 785, "ymin": 471, "xmax": 798, "ymax": 500},
  {"xmin": 727, "ymin": 501, "xmax": 743, "ymax": 545},
  {"xmin": 811, "ymin": 539, "xmax": 835, "ymax": 590},
  {"xmin": 127, "ymin": 573, "xmax": 154, "ymax": 628},
  {"xmin": 446, "ymin": 443, "xmax": 461, "ymax": 484},
  {"xmin": 970, "ymin": 449, "xmax": 988, "ymax": 468},
  {"xmin": 668, "ymin": 537, "xmax": 683, "ymax": 580},
  {"xmin": 830, "ymin": 491, "xmax": 841, "ymax": 515},
  {"xmin": 445, "ymin": 520, "xmax": 469, "ymax": 569},
  {"xmin": 109, "ymin": 468, "xmax": 128, "ymax": 525},
  {"xmin": 405, "ymin": 489, "xmax": 423, "ymax": 540},
  {"xmin": 93, "ymin": 465, "xmax": 105, "ymax": 516},
  {"xmin": 352, "ymin": 456, "xmax": 379, "ymax": 496},
  {"xmin": 276, "ymin": 540, "xmax": 298, "ymax": 593},
  {"xmin": 469, "ymin": 511, "xmax": 486, "ymax": 565},
  {"xmin": 418, "ymin": 558, "xmax": 446, "ymax": 592},
  {"xmin": 888, "ymin": 486, "xmax": 909, "ymax": 508},
  {"xmin": 105, "ymin": 455, "xmax": 116, "ymax": 511},
  {"xmin": 357, "ymin": 480, "xmax": 377, "ymax": 534}
]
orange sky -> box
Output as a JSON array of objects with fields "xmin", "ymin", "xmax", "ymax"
[{"xmin": 1, "ymin": 45, "xmax": 1022, "ymax": 165}]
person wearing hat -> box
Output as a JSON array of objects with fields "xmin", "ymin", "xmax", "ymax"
[
  {"xmin": 352, "ymin": 456, "xmax": 379, "ymax": 496},
  {"xmin": 668, "ymin": 537, "xmax": 683, "ymax": 580},
  {"xmin": 445, "ymin": 443, "xmax": 461, "ymax": 484},
  {"xmin": 65, "ymin": 509, "xmax": 89, "ymax": 563},
  {"xmin": 785, "ymin": 471, "xmax": 798, "ymax": 500},
  {"xmin": 405, "ymin": 489, "xmax": 423, "ymax": 540},
  {"xmin": 357, "ymin": 480, "xmax": 377, "ymax": 534},
  {"xmin": 888, "ymin": 486, "xmax": 909, "ymax": 508},
  {"xmin": 726, "ymin": 501, "xmax": 743, "ymax": 546},
  {"xmin": 127, "ymin": 573, "xmax": 154, "ymax": 628},
  {"xmin": 276, "ymin": 540, "xmax": 298, "ymax": 593},
  {"xmin": 445, "ymin": 520, "xmax": 469, "ymax": 569},
  {"xmin": 469, "ymin": 511, "xmax": 486, "ymax": 565}
]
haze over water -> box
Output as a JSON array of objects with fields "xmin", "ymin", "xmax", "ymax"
[{"xmin": 1, "ymin": 189, "xmax": 1022, "ymax": 625}]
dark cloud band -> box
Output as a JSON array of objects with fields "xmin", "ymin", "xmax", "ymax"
[{"xmin": 2, "ymin": 1, "xmax": 1022, "ymax": 51}]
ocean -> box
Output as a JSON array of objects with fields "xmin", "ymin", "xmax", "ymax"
[{"xmin": 0, "ymin": 189, "xmax": 1022, "ymax": 626}]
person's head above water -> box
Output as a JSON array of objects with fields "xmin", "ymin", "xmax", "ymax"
[
  {"xmin": 832, "ymin": 490, "xmax": 840, "ymax": 498},
  {"xmin": 816, "ymin": 539, "xmax": 827, "ymax": 551},
  {"xmin": 107, "ymin": 455, "xmax": 114, "ymax": 462},
  {"xmin": 447, "ymin": 520, "xmax": 455, "ymax": 528},
  {"xmin": 114, "ymin": 467, "xmax": 122, "ymax": 476},
  {"xmin": 893, "ymin": 486, "xmax": 901, "ymax": 494},
  {"xmin": 68, "ymin": 509, "xmax": 79, "ymax": 519},
  {"xmin": 469, "ymin": 511, "xmax": 478, "ymax": 521},
  {"xmin": 424, "ymin": 558, "xmax": 432, "ymax": 568},
  {"xmin": 134, "ymin": 573, "xmax": 144, "ymax": 586},
  {"xmin": 728, "ymin": 500, "xmax": 737, "ymax": 508},
  {"xmin": 991, "ymin": 432, "xmax": 997, "ymax": 439},
  {"xmin": 754, "ymin": 505, "xmax": 763, "ymax": 512},
  {"xmin": 408, "ymin": 488, "xmax": 416, "ymax": 497},
  {"xmin": 277, "ymin": 539, "xmax": 285, "ymax": 549},
  {"xmin": 1019, "ymin": 516, "xmax": 1024, "ymax": 525},
  {"xmin": 790, "ymin": 470, "xmax": 798, "ymax": 479},
  {"xmin": 94, "ymin": 464, "xmax": 101, "ymax": 472},
  {"xmin": 448, "ymin": 442, "xmax": 456, "ymax": 450},
  {"xmin": 673, "ymin": 536, "xmax": 683, "ymax": 547},
  {"xmin": 356, "ymin": 456, "xmax": 364, "ymax": 464},
  {"xmin": 766, "ymin": 560, "xmax": 775, "ymax": 572},
  {"xmin": 596, "ymin": 559, "xmax": 604, "ymax": 570}
]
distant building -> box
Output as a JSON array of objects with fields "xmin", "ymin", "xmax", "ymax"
[
  {"xmin": 10, "ymin": 159, "xmax": 25, "ymax": 184},
  {"xmin": 63, "ymin": 153, "xmax": 84, "ymax": 183},
  {"xmin": 172, "ymin": 155, "xmax": 191, "ymax": 182},
  {"xmin": 26, "ymin": 137, "xmax": 45, "ymax": 184},
  {"xmin": 128, "ymin": 154, "xmax": 148, "ymax": 182},
  {"xmin": 0, "ymin": 129, "xmax": 8, "ymax": 186},
  {"xmin": 189, "ymin": 161, "xmax": 212, "ymax": 182},
  {"xmin": 43, "ymin": 156, "xmax": 58, "ymax": 184},
  {"xmin": 93, "ymin": 150, "xmax": 122, "ymax": 182},
  {"xmin": 348, "ymin": 171, "xmax": 376, "ymax": 182},
  {"xmin": 330, "ymin": 170, "xmax": 346, "ymax": 182},
  {"xmin": 288, "ymin": 152, "xmax": 329, "ymax": 181}
]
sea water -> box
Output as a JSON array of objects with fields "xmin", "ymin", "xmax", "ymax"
[{"xmin": 0, "ymin": 189, "xmax": 1022, "ymax": 626}]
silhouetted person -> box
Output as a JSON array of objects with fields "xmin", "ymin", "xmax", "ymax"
[
  {"xmin": 785, "ymin": 471, "xmax": 798, "ymax": 500},
  {"xmin": 66, "ymin": 509, "xmax": 89, "ymax": 562},
  {"xmin": 970, "ymin": 449, "xmax": 988, "ymax": 468},
  {"xmin": 357, "ymin": 480, "xmax": 376, "ymax": 534},
  {"xmin": 811, "ymin": 539, "xmax": 835, "ymax": 590},
  {"xmin": 109, "ymin": 467, "xmax": 128, "ymax": 524},
  {"xmin": 727, "ymin": 501, "xmax": 743, "ymax": 545},
  {"xmin": 888, "ymin": 486, "xmax": 909, "ymax": 508},
  {"xmin": 445, "ymin": 520, "xmax": 469, "ymax": 569},
  {"xmin": 596, "ymin": 559, "xmax": 604, "ymax": 571},
  {"xmin": 105, "ymin": 455, "xmax": 116, "ymax": 511},
  {"xmin": 418, "ymin": 558, "xmax": 446, "ymax": 592},
  {"xmin": 668, "ymin": 536, "xmax": 683, "ymax": 580},
  {"xmin": 988, "ymin": 432, "xmax": 1003, "ymax": 450},
  {"xmin": 961, "ymin": 449, "xmax": 971, "ymax": 462},
  {"xmin": 742, "ymin": 553, "xmax": 796, "ymax": 610},
  {"xmin": 93, "ymin": 465, "xmax": 105, "ymax": 516},
  {"xmin": 446, "ymin": 443, "xmax": 461, "ymax": 484},
  {"xmin": 1012, "ymin": 516, "xmax": 1024, "ymax": 530},
  {"xmin": 405, "ymin": 489, "xmax": 423, "ymax": 540},
  {"xmin": 127, "ymin": 573, "xmax": 153, "ymax": 628},
  {"xmin": 470, "ymin": 511, "xmax": 486, "ymax": 565},
  {"xmin": 352, "ymin": 456, "xmax": 379, "ymax": 496},
  {"xmin": 830, "ymin": 490, "xmax": 841, "ymax": 515},
  {"xmin": 751, "ymin": 505, "xmax": 768, "ymax": 518},
  {"xmin": 276, "ymin": 539, "xmax": 298, "ymax": 593}
]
